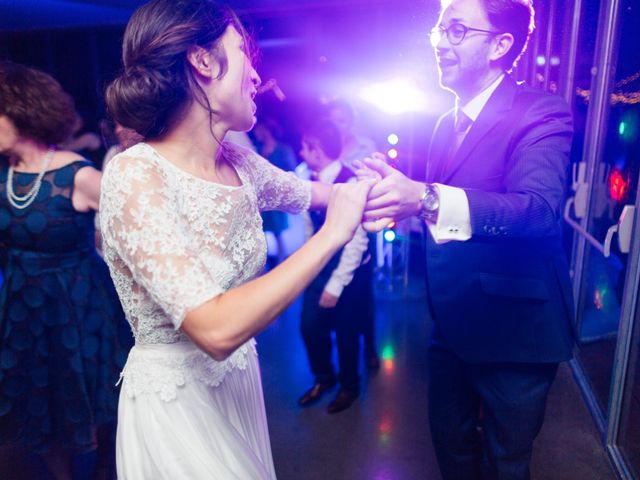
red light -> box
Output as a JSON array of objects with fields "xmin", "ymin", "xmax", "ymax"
[
  {"xmin": 594, "ymin": 290, "xmax": 603, "ymax": 310},
  {"xmin": 387, "ymin": 148, "xmax": 398, "ymax": 160},
  {"xmin": 384, "ymin": 359, "xmax": 394, "ymax": 372},
  {"xmin": 379, "ymin": 418, "xmax": 392, "ymax": 434},
  {"xmin": 387, "ymin": 220, "xmax": 396, "ymax": 229},
  {"xmin": 609, "ymin": 169, "xmax": 630, "ymax": 202}
]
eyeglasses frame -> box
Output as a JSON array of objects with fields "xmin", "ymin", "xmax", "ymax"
[{"xmin": 429, "ymin": 22, "xmax": 501, "ymax": 47}]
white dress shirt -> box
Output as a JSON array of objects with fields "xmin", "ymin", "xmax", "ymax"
[
  {"xmin": 428, "ymin": 73, "xmax": 505, "ymax": 244},
  {"xmin": 307, "ymin": 160, "xmax": 370, "ymax": 297}
]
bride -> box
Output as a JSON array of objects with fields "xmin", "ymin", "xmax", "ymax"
[{"xmin": 100, "ymin": 0, "xmax": 373, "ymax": 478}]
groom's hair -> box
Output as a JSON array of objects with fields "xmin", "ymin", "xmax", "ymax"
[{"xmin": 483, "ymin": 0, "xmax": 535, "ymax": 70}]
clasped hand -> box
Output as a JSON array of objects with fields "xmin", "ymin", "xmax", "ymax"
[
  {"xmin": 322, "ymin": 177, "xmax": 376, "ymax": 247},
  {"xmin": 353, "ymin": 153, "xmax": 425, "ymax": 232}
]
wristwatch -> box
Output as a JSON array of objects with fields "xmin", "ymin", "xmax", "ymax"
[{"xmin": 418, "ymin": 183, "xmax": 439, "ymax": 222}]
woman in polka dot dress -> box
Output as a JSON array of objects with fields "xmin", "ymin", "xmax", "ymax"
[{"xmin": 0, "ymin": 61, "xmax": 132, "ymax": 479}]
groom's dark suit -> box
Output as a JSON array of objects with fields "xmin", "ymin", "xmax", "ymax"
[{"xmin": 424, "ymin": 75, "xmax": 575, "ymax": 480}]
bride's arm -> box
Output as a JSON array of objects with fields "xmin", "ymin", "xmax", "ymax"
[
  {"xmin": 182, "ymin": 226, "xmax": 339, "ymax": 360},
  {"xmin": 181, "ymin": 182, "xmax": 369, "ymax": 360}
]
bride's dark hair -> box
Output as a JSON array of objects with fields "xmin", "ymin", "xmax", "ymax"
[{"xmin": 105, "ymin": 0, "xmax": 254, "ymax": 139}]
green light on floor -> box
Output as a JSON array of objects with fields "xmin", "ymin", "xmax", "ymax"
[
  {"xmin": 381, "ymin": 345, "xmax": 394, "ymax": 360},
  {"xmin": 619, "ymin": 121, "xmax": 626, "ymax": 136}
]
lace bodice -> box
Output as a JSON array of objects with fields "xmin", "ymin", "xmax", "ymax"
[{"xmin": 100, "ymin": 142, "xmax": 311, "ymax": 346}]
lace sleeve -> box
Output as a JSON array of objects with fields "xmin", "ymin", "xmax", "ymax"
[
  {"xmin": 228, "ymin": 143, "xmax": 311, "ymax": 212},
  {"xmin": 100, "ymin": 154, "xmax": 223, "ymax": 329}
]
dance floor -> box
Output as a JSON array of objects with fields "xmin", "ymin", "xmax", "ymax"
[{"xmin": 259, "ymin": 271, "xmax": 616, "ymax": 480}]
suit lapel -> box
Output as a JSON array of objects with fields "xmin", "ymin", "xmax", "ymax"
[
  {"xmin": 441, "ymin": 76, "xmax": 518, "ymax": 184},
  {"xmin": 427, "ymin": 112, "xmax": 455, "ymax": 183}
]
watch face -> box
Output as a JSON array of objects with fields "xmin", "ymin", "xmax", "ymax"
[
  {"xmin": 419, "ymin": 184, "xmax": 439, "ymax": 220},
  {"xmin": 424, "ymin": 195, "xmax": 437, "ymax": 211},
  {"xmin": 423, "ymin": 188, "xmax": 439, "ymax": 211}
]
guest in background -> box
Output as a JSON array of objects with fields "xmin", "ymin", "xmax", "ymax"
[
  {"xmin": 327, "ymin": 99, "xmax": 377, "ymax": 170},
  {"xmin": 252, "ymin": 118, "xmax": 297, "ymax": 173},
  {"xmin": 297, "ymin": 120, "xmax": 374, "ymax": 414},
  {"xmin": 0, "ymin": 61, "xmax": 132, "ymax": 480},
  {"xmin": 60, "ymin": 112, "xmax": 103, "ymax": 165},
  {"xmin": 327, "ymin": 99, "xmax": 380, "ymax": 370}
]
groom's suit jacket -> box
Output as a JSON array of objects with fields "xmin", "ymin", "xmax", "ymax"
[{"xmin": 425, "ymin": 75, "xmax": 575, "ymax": 364}]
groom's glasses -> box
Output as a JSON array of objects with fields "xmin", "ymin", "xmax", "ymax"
[{"xmin": 429, "ymin": 23, "xmax": 500, "ymax": 47}]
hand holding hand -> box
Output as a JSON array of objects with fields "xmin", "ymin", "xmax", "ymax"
[
  {"xmin": 352, "ymin": 156, "xmax": 383, "ymax": 182},
  {"xmin": 359, "ymin": 155, "xmax": 425, "ymax": 232},
  {"xmin": 321, "ymin": 178, "xmax": 376, "ymax": 248}
]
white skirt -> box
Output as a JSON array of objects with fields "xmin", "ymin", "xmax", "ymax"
[{"xmin": 116, "ymin": 341, "xmax": 277, "ymax": 479}]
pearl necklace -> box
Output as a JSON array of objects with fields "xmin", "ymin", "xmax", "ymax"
[{"xmin": 6, "ymin": 147, "xmax": 55, "ymax": 210}]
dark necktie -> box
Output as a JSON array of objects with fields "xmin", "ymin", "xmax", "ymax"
[{"xmin": 452, "ymin": 110, "xmax": 472, "ymax": 156}]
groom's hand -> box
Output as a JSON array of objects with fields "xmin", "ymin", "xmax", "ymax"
[{"xmin": 358, "ymin": 156, "xmax": 425, "ymax": 232}]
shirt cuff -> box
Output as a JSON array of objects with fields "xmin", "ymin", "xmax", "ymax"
[
  {"xmin": 426, "ymin": 183, "xmax": 472, "ymax": 244},
  {"xmin": 323, "ymin": 278, "xmax": 344, "ymax": 298}
]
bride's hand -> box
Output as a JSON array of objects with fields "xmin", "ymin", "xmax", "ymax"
[
  {"xmin": 320, "ymin": 179, "xmax": 376, "ymax": 247},
  {"xmin": 352, "ymin": 155, "xmax": 383, "ymax": 183}
]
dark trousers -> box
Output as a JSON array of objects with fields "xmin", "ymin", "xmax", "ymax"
[
  {"xmin": 428, "ymin": 340, "xmax": 558, "ymax": 480},
  {"xmin": 300, "ymin": 267, "xmax": 372, "ymax": 393}
]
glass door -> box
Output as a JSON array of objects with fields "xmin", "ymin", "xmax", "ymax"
[
  {"xmin": 564, "ymin": 1, "xmax": 640, "ymax": 478},
  {"xmin": 603, "ymin": 4, "xmax": 640, "ymax": 477},
  {"xmin": 564, "ymin": 0, "xmax": 617, "ymax": 426}
]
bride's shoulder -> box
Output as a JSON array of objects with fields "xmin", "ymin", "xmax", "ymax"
[
  {"xmin": 102, "ymin": 143, "xmax": 169, "ymax": 195},
  {"xmin": 105, "ymin": 143, "xmax": 161, "ymax": 177}
]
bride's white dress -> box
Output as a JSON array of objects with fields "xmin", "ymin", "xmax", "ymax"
[{"xmin": 100, "ymin": 142, "xmax": 311, "ymax": 479}]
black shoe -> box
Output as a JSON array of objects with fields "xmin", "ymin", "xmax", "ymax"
[
  {"xmin": 298, "ymin": 381, "xmax": 336, "ymax": 406},
  {"xmin": 327, "ymin": 389, "xmax": 358, "ymax": 414}
]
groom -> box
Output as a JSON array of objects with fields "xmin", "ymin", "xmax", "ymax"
[{"xmin": 360, "ymin": 0, "xmax": 575, "ymax": 478}]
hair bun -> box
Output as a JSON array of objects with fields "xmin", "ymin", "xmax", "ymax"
[{"xmin": 105, "ymin": 66, "xmax": 187, "ymax": 138}]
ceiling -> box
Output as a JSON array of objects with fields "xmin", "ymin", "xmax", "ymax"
[{"xmin": 0, "ymin": 0, "xmax": 394, "ymax": 32}]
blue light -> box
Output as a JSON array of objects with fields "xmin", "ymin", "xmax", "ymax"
[{"xmin": 384, "ymin": 230, "xmax": 396, "ymax": 242}]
